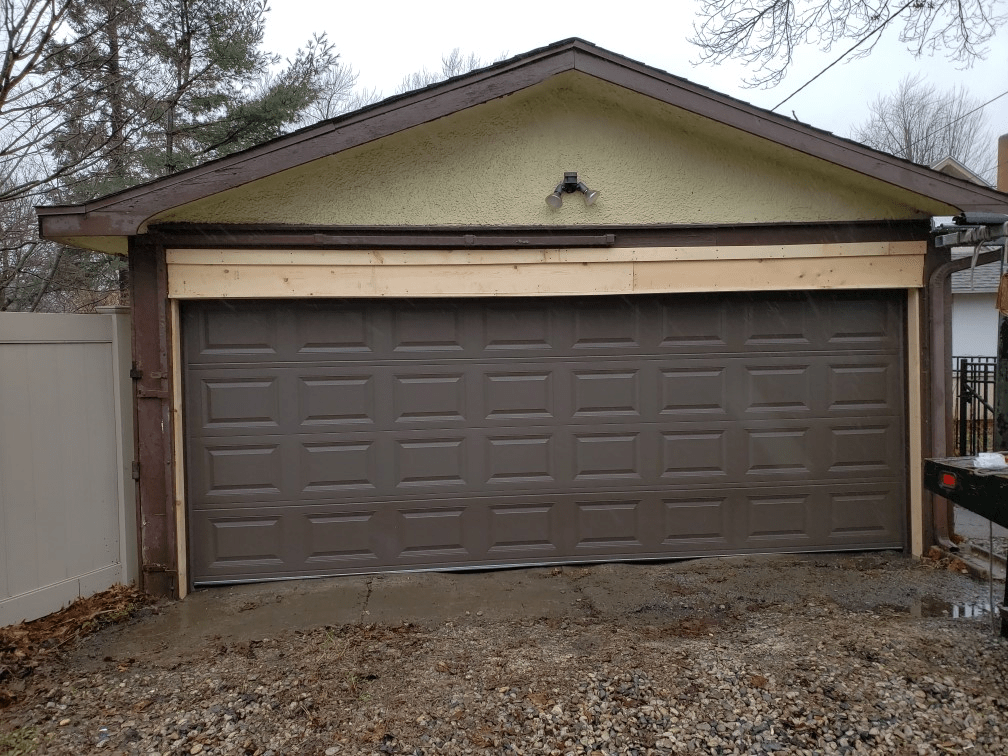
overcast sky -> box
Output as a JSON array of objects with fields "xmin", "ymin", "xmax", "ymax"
[{"xmin": 263, "ymin": 0, "xmax": 1008, "ymax": 181}]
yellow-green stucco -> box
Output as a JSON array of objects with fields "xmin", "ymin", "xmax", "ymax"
[{"xmin": 147, "ymin": 71, "xmax": 957, "ymax": 230}]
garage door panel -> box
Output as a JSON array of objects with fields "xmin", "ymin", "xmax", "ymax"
[
  {"xmin": 571, "ymin": 368, "xmax": 642, "ymax": 418},
  {"xmin": 184, "ymin": 292, "xmax": 907, "ymax": 583},
  {"xmin": 188, "ymin": 483, "xmax": 903, "ymax": 583},
  {"xmin": 484, "ymin": 371, "xmax": 555, "ymax": 420},
  {"xmin": 487, "ymin": 502, "xmax": 561, "ymax": 557},
  {"xmin": 660, "ymin": 428, "xmax": 731, "ymax": 481},
  {"xmin": 485, "ymin": 434, "xmax": 555, "ymax": 485},
  {"xmin": 825, "ymin": 360, "xmax": 900, "ymax": 412},
  {"xmin": 294, "ymin": 304, "xmax": 381, "ymax": 355},
  {"xmin": 822, "ymin": 296, "xmax": 900, "ymax": 347},
  {"xmin": 188, "ymin": 417, "xmax": 903, "ymax": 509},
  {"xmin": 200, "ymin": 376, "xmax": 282, "ymax": 430},
  {"xmin": 659, "ymin": 364, "xmax": 729, "ymax": 418},
  {"xmin": 300, "ymin": 440, "xmax": 377, "ymax": 493},
  {"xmin": 659, "ymin": 298, "xmax": 730, "ymax": 350},
  {"xmin": 185, "ymin": 303, "xmax": 281, "ymax": 359},
  {"xmin": 201, "ymin": 442, "xmax": 285, "ymax": 498},
  {"xmin": 392, "ymin": 372, "xmax": 468, "ymax": 423},
  {"xmin": 482, "ymin": 303, "xmax": 556, "ymax": 352}
]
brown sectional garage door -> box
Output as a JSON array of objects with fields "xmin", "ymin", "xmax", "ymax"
[{"xmin": 182, "ymin": 291, "xmax": 906, "ymax": 585}]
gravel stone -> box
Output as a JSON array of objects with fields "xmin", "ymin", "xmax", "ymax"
[{"xmin": 3, "ymin": 556, "xmax": 1007, "ymax": 754}]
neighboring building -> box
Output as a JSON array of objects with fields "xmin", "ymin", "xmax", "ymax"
[
  {"xmin": 951, "ymin": 249, "xmax": 1000, "ymax": 358},
  {"xmin": 36, "ymin": 40, "xmax": 1008, "ymax": 598},
  {"xmin": 932, "ymin": 156, "xmax": 1001, "ymax": 359}
]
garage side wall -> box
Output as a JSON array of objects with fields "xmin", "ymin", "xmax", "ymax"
[{"xmin": 129, "ymin": 237, "xmax": 178, "ymax": 597}]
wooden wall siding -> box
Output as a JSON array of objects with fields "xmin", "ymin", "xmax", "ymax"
[
  {"xmin": 129, "ymin": 237, "xmax": 178, "ymax": 597},
  {"xmin": 0, "ymin": 310, "xmax": 136, "ymax": 626},
  {"xmin": 907, "ymin": 289, "xmax": 924, "ymax": 556},
  {"xmin": 166, "ymin": 243, "xmax": 926, "ymax": 299}
]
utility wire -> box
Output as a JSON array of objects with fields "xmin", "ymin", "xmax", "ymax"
[
  {"xmin": 772, "ymin": 1, "xmax": 914, "ymax": 112},
  {"xmin": 905, "ymin": 88, "xmax": 1008, "ymax": 159}
]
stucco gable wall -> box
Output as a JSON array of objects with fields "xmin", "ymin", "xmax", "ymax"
[{"xmin": 148, "ymin": 72, "xmax": 954, "ymax": 229}]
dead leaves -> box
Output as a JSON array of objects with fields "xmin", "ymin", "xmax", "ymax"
[{"xmin": 0, "ymin": 584, "xmax": 151, "ymax": 709}]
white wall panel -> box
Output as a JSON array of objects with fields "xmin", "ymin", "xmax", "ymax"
[{"xmin": 0, "ymin": 311, "xmax": 135, "ymax": 626}]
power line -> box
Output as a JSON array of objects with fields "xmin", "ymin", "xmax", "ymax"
[
  {"xmin": 772, "ymin": 1, "xmax": 914, "ymax": 112},
  {"xmin": 888, "ymin": 87, "xmax": 1008, "ymax": 177},
  {"xmin": 912, "ymin": 88, "xmax": 1008, "ymax": 152}
]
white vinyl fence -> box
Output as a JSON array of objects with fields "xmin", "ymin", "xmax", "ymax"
[{"xmin": 0, "ymin": 308, "xmax": 137, "ymax": 626}]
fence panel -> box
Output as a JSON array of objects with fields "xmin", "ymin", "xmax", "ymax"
[
  {"xmin": 953, "ymin": 356, "xmax": 998, "ymax": 456},
  {"xmin": 0, "ymin": 309, "xmax": 136, "ymax": 626}
]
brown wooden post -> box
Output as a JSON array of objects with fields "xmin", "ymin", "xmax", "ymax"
[{"xmin": 128, "ymin": 235, "xmax": 178, "ymax": 597}]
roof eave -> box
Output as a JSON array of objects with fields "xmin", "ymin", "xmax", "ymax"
[{"xmin": 35, "ymin": 38, "xmax": 1008, "ymax": 241}]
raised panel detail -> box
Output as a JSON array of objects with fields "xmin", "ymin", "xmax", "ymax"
[
  {"xmin": 394, "ymin": 374, "xmax": 465, "ymax": 422},
  {"xmin": 660, "ymin": 368, "xmax": 726, "ymax": 416},
  {"xmin": 203, "ymin": 379, "xmax": 279, "ymax": 427},
  {"xmin": 485, "ymin": 372, "xmax": 552, "ymax": 419},
  {"xmin": 746, "ymin": 301, "xmax": 809, "ymax": 346},
  {"xmin": 297, "ymin": 307, "xmax": 372, "ymax": 353},
  {"xmin": 488, "ymin": 504, "xmax": 555, "ymax": 553},
  {"xmin": 301, "ymin": 442, "xmax": 375, "ymax": 491},
  {"xmin": 662, "ymin": 432, "xmax": 727, "ymax": 478},
  {"xmin": 200, "ymin": 309, "xmax": 277, "ymax": 355},
  {"xmin": 205, "ymin": 445, "xmax": 282, "ymax": 495},
  {"xmin": 574, "ymin": 433, "xmax": 640, "ymax": 480},
  {"xmin": 299, "ymin": 376, "xmax": 374, "ymax": 425},
  {"xmin": 209, "ymin": 517, "xmax": 283, "ymax": 565},
  {"xmin": 483, "ymin": 306, "xmax": 551, "ymax": 350},
  {"xmin": 829, "ymin": 426, "xmax": 891, "ymax": 473},
  {"xmin": 486, "ymin": 436, "xmax": 553, "ymax": 483},
  {"xmin": 660, "ymin": 300, "xmax": 727, "ymax": 348},
  {"xmin": 573, "ymin": 302, "xmax": 639, "ymax": 348},
  {"xmin": 826, "ymin": 299, "xmax": 890, "ymax": 344},
  {"xmin": 576, "ymin": 501, "xmax": 641, "ymax": 548},
  {"xmin": 663, "ymin": 498, "xmax": 728, "ymax": 543},
  {"xmin": 828, "ymin": 364, "xmax": 890, "ymax": 410},
  {"xmin": 573, "ymin": 370, "xmax": 639, "ymax": 417},
  {"xmin": 831, "ymin": 492, "xmax": 890, "ymax": 536},
  {"xmin": 747, "ymin": 495, "xmax": 809, "ymax": 540},
  {"xmin": 745, "ymin": 366, "xmax": 810, "ymax": 412},
  {"xmin": 306, "ymin": 512, "xmax": 376, "ymax": 562},
  {"xmin": 396, "ymin": 438, "xmax": 466, "ymax": 487},
  {"xmin": 399, "ymin": 508, "xmax": 467, "ymax": 557},
  {"xmin": 747, "ymin": 429, "xmax": 809, "ymax": 475},
  {"xmin": 393, "ymin": 308, "xmax": 463, "ymax": 352}
]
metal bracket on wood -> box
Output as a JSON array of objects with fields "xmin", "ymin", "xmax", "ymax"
[
  {"xmin": 137, "ymin": 388, "xmax": 170, "ymax": 400},
  {"xmin": 142, "ymin": 564, "xmax": 178, "ymax": 575},
  {"xmin": 131, "ymin": 461, "xmax": 140, "ymax": 480}
]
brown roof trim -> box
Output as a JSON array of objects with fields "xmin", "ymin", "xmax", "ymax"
[
  {"xmin": 148, "ymin": 219, "xmax": 931, "ymax": 249},
  {"xmin": 37, "ymin": 38, "xmax": 1008, "ymax": 240}
]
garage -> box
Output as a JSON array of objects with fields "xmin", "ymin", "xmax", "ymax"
[
  {"xmin": 184, "ymin": 291, "xmax": 906, "ymax": 583},
  {"xmin": 36, "ymin": 39, "xmax": 1008, "ymax": 597}
]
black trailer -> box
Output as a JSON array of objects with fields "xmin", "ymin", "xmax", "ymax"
[{"xmin": 923, "ymin": 455, "xmax": 1008, "ymax": 636}]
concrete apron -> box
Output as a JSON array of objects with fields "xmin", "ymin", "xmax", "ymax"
[{"xmin": 97, "ymin": 553, "xmax": 1002, "ymax": 661}]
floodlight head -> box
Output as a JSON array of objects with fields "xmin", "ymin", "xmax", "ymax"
[
  {"xmin": 545, "ymin": 172, "xmax": 600, "ymax": 209},
  {"xmin": 577, "ymin": 182, "xmax": 600, "ymax": 206}
]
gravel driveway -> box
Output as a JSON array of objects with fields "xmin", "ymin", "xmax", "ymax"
[{"xmin": 2, "ymin": 553, "xmax": 1006, "ymax": 755}]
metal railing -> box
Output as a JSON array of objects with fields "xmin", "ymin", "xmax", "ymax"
[{"xmin": 954, "ymin": 356, "xmax": 998, "ymax": 456}]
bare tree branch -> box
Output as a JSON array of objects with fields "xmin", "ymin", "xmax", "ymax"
[
  {"xmin": 692, "ymin": 0, "xmax": 1004, "ymax": 87},
  {"xmin": 850, "ymin": 74, "xmax": 996, "ymax": 182}
]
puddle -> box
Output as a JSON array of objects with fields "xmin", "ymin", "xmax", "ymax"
[{"xmin": 910, "ymin": 596, "xmax": 1000, "ymax": 619}]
